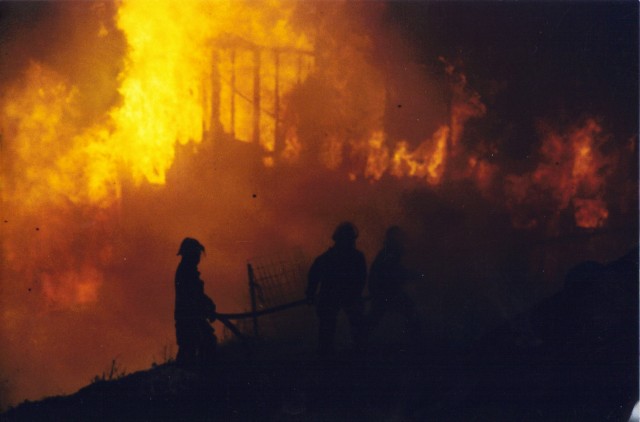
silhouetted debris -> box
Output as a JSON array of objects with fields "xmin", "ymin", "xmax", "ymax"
[{"xmin": 453, "ymin": 247, "xmax": 639, "ymax": 421}]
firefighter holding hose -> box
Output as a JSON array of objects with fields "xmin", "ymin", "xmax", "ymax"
[
  {"xmin": 174, "ymin": 237, "xmax": 217, "ymax": 367},
  {"xmin": 306, "ymin": 222, "xmax": 368, "ymax": 356}
]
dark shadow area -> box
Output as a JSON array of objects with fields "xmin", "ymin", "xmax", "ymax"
[{"xmin": 3, "ymin": 247, "xmax": 636, "ymax": 421}]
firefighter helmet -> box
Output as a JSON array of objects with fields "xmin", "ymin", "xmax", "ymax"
[
  {"xmin": 332, "ymin": 221, "xmax": 359, "ymax": 243},
  {"xmin": 177, "ymin": 237, "xmax": 205, "ymax": 256}
]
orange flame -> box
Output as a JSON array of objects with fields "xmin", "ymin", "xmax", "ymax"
[
  {"xmin": 504, "ymin": 119, "xmax": 615, "ymax": 229},
  {"xmin": 389, "ymin": 126, "xmax": 450, "ymax": 185},
  {"xmin": 441, "ymin": 57, "xmax": 487, "ymax": 152},
  {"xmin": 2, "ymin": 64, "xmax": 119, "ymax": 209},
  {"xmin": 362, "ymin": 126, "xmax": 450, "ymax": 185},
  {"xmin": 360, "ymin": 61, "xmax": 485, "ymax": 186}
]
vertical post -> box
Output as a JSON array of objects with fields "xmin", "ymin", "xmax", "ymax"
[
  {"xmin": 230, "ymin": 48, "xmax": 236, "ymax": 139},
  {"xmin": 247, "ymin": 263, "xmax": 260, "ymax": 338},
  {"xmin": 252, "ymin": 48, "xmax": 261, "ymax": 145},
  {"xmin": 274, "ymin": 49, "xmax": 280, "ymax": 153},
  {"xmin": 210, "ymin": 49, "xmax": 222, "ymax": 141}
]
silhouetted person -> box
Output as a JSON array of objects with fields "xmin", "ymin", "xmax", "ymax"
[
  {"xmin": 368, "ymin": 226, "xmax": 421, "ymax": 335},
  {"xmin": 174, "ymin": 237, "xmax": 217, "ymax": 367},
  {"xmin": 306, "ymin": 222, "xmax": 367, "ymax": 356}
]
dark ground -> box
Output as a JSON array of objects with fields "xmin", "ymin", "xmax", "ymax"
[{"xmin": 2, "ymin": 249, "xmax": 637, "ymax": 422}]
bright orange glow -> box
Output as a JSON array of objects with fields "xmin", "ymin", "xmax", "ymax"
[
  {"xmin": 1, "ymin": 0, "xmax": 316, "ymax": 309},
  {"xmin": 111, "ymin": 0, "xmax": 213, "ymax": 185},
  {"xmin": 0, "ymin": 2, "xmax": 316, "ymax": 405},
  {"xmin": 2, "ymin": 64, "xmax": 117, "ymax": 209},
  {"xmin": 213, "ymin": 4, "xmax": 313, "ymax": 151},
  {"xmin": 359, "ymin": 60, "xmax": 487, "ymax": 186},
  {"xmin": 1, "ymin": 3, "xmax": 622, "ymax": 326},
  {"xmin": 389, "ymin": 125, "xmax": 450, "ymax": 185},
  {"xmin": 2, "ymin": 0, "xmax": 315, "ymax": 212},
  {"xmin": 362, "ymin": 126, "xmax": 451, "ymax": 185},
  {"xmin": 113, "ymin": 0, "xmax": 313, "ymax": 183},
  {"xmin": 426, "ymin": 126, "xmax": 449, "ymax": 183}
]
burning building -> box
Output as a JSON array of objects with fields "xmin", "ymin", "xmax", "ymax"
[{"xmin": 0, "ymin": 0, "xmax": 637, "ymax": 408}]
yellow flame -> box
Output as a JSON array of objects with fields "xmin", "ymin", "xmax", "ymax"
[
  {"xmin": 3, "ymin": 0, "xmax": 314, "ymax": 209},
  {"xmin": 364, "ymin": 131, "xmax": 390, "ymax": 180},
  {"xmin": 426, "ymin": 126, "xmax": 449, "ymax": 183},
  {"xmin": 1, "ymin": 0, "xmax": 315, "ymax": 312},
  {"xmin": 112, "ymin": 0, "xmax": 219, "ymax": 184},
  {"xmin": 2, "ymin": 64, "xmax": 119, "ymax": 209},
  {"xmin": 212, "ymin": 2, "xmax": 313, "ymax": 151},
  {"xmin": 361, "ymin": 126, "xmax": 451, "ymax": 185},
  {"xmin": 389, "ymin": 125, "xmax": 449, "ymax": 185}
]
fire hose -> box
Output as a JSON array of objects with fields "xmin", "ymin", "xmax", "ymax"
[
  {"xmin": 215, "ymin": 298, "xmax": 310, "ymax": 320},
  {"xmin": 213, "ymin": 298, "xmax": 310, "ymax": 343},
  {"xmin": 214, "ymin": 296, "xmax": 371, "ymax": 341},
  {"xmin": 215, "ymin": 295, "xmax": 373, "ymax": 320}
]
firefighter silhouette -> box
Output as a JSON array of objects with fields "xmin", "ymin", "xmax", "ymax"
[
  {"xmin": 368, "ymin": 226, "xmax": 421, "ymax": 335},
  {"xmin": 306, "ymin": 222, "xmax": 367, "ymax": 356},
  {"xmin": 174, "ymin": 237, "xmax": 217, "ymax": 366}
]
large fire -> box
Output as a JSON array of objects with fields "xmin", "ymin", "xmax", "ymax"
[{"xmin": 0, "ymin": 0, "xmax": 636, "ymax": 407}]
